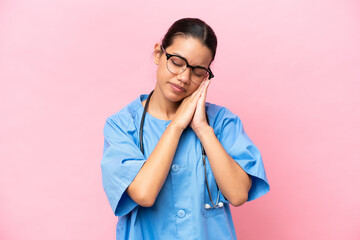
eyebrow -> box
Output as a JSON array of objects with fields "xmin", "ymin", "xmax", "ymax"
[{"xmin": 172, "ymin": 51, "xmax": 208, "ymax": 69}]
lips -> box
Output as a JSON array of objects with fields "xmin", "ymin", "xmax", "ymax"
[{"xmin": 169, "ymin": 83, "xmax": 186, "ymax": 92}]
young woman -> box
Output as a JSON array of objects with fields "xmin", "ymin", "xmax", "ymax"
[{"xmin": 101, "ymin": 18, "xmax": 270, "ymax": 240}]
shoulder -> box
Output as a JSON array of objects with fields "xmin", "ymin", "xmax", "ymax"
[
  {"xmin": 104, "ymin": 95, "xmax": 144, "ymax": 135},
  {"xmin": 205, "ymin": 102, "xmax": 244, "ymax": 139},
  {"xmin": 107, "ymin": 98, "xmax": 139, "ymax": 121},
  {"xmin": 205, "ymin": 102, "xmax": 240, "ymax": 125}
]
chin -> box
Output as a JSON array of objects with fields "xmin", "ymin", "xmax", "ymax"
[
  {"xmin": 156, "ymin": 77, "xmax": 193, "ymax": 103},
  {"xmin": 165, "ymin": 91, "xmax": 186, "ymax": 103}
]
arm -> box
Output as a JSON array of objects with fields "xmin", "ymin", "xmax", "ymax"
[
  {"xmin": 190, "ymin": 80, "xmax": 252, "ymax": 207},
  {"xmin": 126, "ymin": 123, "xmax": 183, "ymax": 207},
  {"xmin": 126, "ymin": 82, "xmax": 207, "ymax": 207},
  {"xmin": 194, "ymin": 126, "xmax": 252, "ymax": 207}
]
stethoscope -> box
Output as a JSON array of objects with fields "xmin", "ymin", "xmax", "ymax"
[{"xmin": 139, "ymin": 90, "xmax": 224, "ymax": 210}]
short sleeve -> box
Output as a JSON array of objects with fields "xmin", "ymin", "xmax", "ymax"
[
  {"xmin": 215, "ymin": 107, "xmax": 270, "ymax": 201},
  {"xmin": 101, "ymin": 116, "xmax": 146, "ymax": 216}
]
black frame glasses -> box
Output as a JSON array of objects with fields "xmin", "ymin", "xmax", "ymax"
[{"xmin": 161, "ymin": 45, "xmax": 214, "ymax": 82}]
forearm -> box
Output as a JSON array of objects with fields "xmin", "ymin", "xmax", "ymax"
[
  {"xmin": 195, "ymin": 126, "xmax": 252, "ymax": 206},
  {"xmin": 126, "ymin": 123, "xmax": 183, "ymax": 207}
]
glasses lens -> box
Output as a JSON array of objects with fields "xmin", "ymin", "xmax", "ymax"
[
  {"xmin": 167, "ymin": 56, "xmax": 186, "ymax": 74},
  {"xmin": 167, "ymin": 56, "xmax": 210, "ymax": 85},
  {"xmin": 192, "ymin": 67, "xmax": 209, "ymax": 84},
  {"xmin": 193, "ymin": 68, "xmax": 208, "ymax": 77}
]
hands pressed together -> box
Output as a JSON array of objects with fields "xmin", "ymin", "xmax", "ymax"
[{"xmin": 171, "ymin": 78, "xmax": 211, "ymax": 134}]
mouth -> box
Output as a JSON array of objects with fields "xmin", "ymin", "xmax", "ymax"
[{"xmin": 169, "ymin": 83, "xmax": 186, "ymax": 93}]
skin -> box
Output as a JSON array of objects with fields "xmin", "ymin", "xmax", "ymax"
[{"xmin": 126, "ymin": 35, "xmax": 252, "ymax": 207}]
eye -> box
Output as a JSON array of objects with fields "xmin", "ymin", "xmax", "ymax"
[
  {"xmin": 171, "ymin": 59, "xmax": 182, "ymax": 67},
  {"xmin": 170, "ymin": 56, "xmax": 186, "ymax": 67},
  {"xmin": 194, "ymin": 72, "xmax": 202, "ymax": 77},
  {"xmin": 193, "ymin": 68, "xmax": 208, "ymax": 77}
]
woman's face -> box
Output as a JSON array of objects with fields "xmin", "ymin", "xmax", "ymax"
[{"xmin": 153, "ymin": 35, "xmax": 213, "ymax": 103}]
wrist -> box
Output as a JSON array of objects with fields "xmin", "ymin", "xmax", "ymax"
[
  {"xmin": 193, "ymin": 125, "xmax": 213, "ymax": 140},
  {"xmin": 167, "ymin": 122, "xmax": 185, "ymax": 134}
]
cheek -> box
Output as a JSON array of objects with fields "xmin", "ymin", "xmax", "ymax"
[
  {"xmin": 187, "ymin": 85, "xmax": 201, "ymax": 96},
  {"xmin": 157, "ymin": 61, "xmax": 172, "ymax": 80}
]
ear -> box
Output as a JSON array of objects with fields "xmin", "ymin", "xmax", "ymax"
[{"xmin": 153, "ymin": 43, "xmax": 162, "ymax": 65}]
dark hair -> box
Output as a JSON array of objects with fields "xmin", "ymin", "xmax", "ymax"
[{"xmin": 161, "ymin": 18, "xmax": 217, "ymax": 64}]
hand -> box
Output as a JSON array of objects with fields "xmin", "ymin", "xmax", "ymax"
[
  {"xmin": 190, "ymin": 79, "xmax": 210, "ymax": 133},
  {"xmin": 170, "ymin": 80, "xmax": 207, "ymax": 131}
]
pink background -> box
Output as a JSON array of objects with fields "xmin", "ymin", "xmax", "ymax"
[{"xmin": 1, "ymin": 0, "xmax": 359, "ymax": 239}]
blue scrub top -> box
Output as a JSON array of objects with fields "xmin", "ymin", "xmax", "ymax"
[{"xmin": 101, "ymin": 94, "xmax": 270, "ymax": 240}]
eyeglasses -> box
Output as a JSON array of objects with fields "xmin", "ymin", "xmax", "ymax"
[{"xmin": 161, "ymin": 45, "xmax": 214, "ymax": 85}]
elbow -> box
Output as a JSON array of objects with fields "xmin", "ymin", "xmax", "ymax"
[
  {"xmin": 137, "ymin": 194, "xmax": 156, "ymax": 207},
  {"xmin": 127, "ymin": 187, "xmax": 156, "ymax": 207},
  {"xmin": 230, "ymin": 174, "xmax": 252, "ymax": 207},
  {"xmin": 229, "ymin": 192, "xmax": 248, "ymax": 207}
]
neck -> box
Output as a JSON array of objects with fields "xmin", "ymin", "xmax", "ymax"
[{"xmin": 146, "ymin": 87, "xmax": 180, "ymax": 121}]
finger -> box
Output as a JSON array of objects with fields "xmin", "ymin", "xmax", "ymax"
[
  {"xmin": 196, "ymin": 81, "xmax": 208, "ymax": 100},
  {"xmin": 190, "ymin": 81, "xmax": 206, "ymax": 100},
  {"xmin": 201, "ymin": 73, "xmax": 209, "ymax": 82},
  {"xmin": 194, "ymin": 81, "xmax": 208, "ymax": 110},
  {"xmin": 199, "ymin": 80, "xmax": 210, "ymax": 99}
]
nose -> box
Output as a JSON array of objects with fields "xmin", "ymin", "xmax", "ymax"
[{"xmin": 176, "ymin": 67, "xmax": 192, "ymax": 84}]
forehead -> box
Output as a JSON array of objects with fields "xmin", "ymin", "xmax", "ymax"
[{"xmin": 166, "ymin": 36, "xmax": 213, "ymax": 67}]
